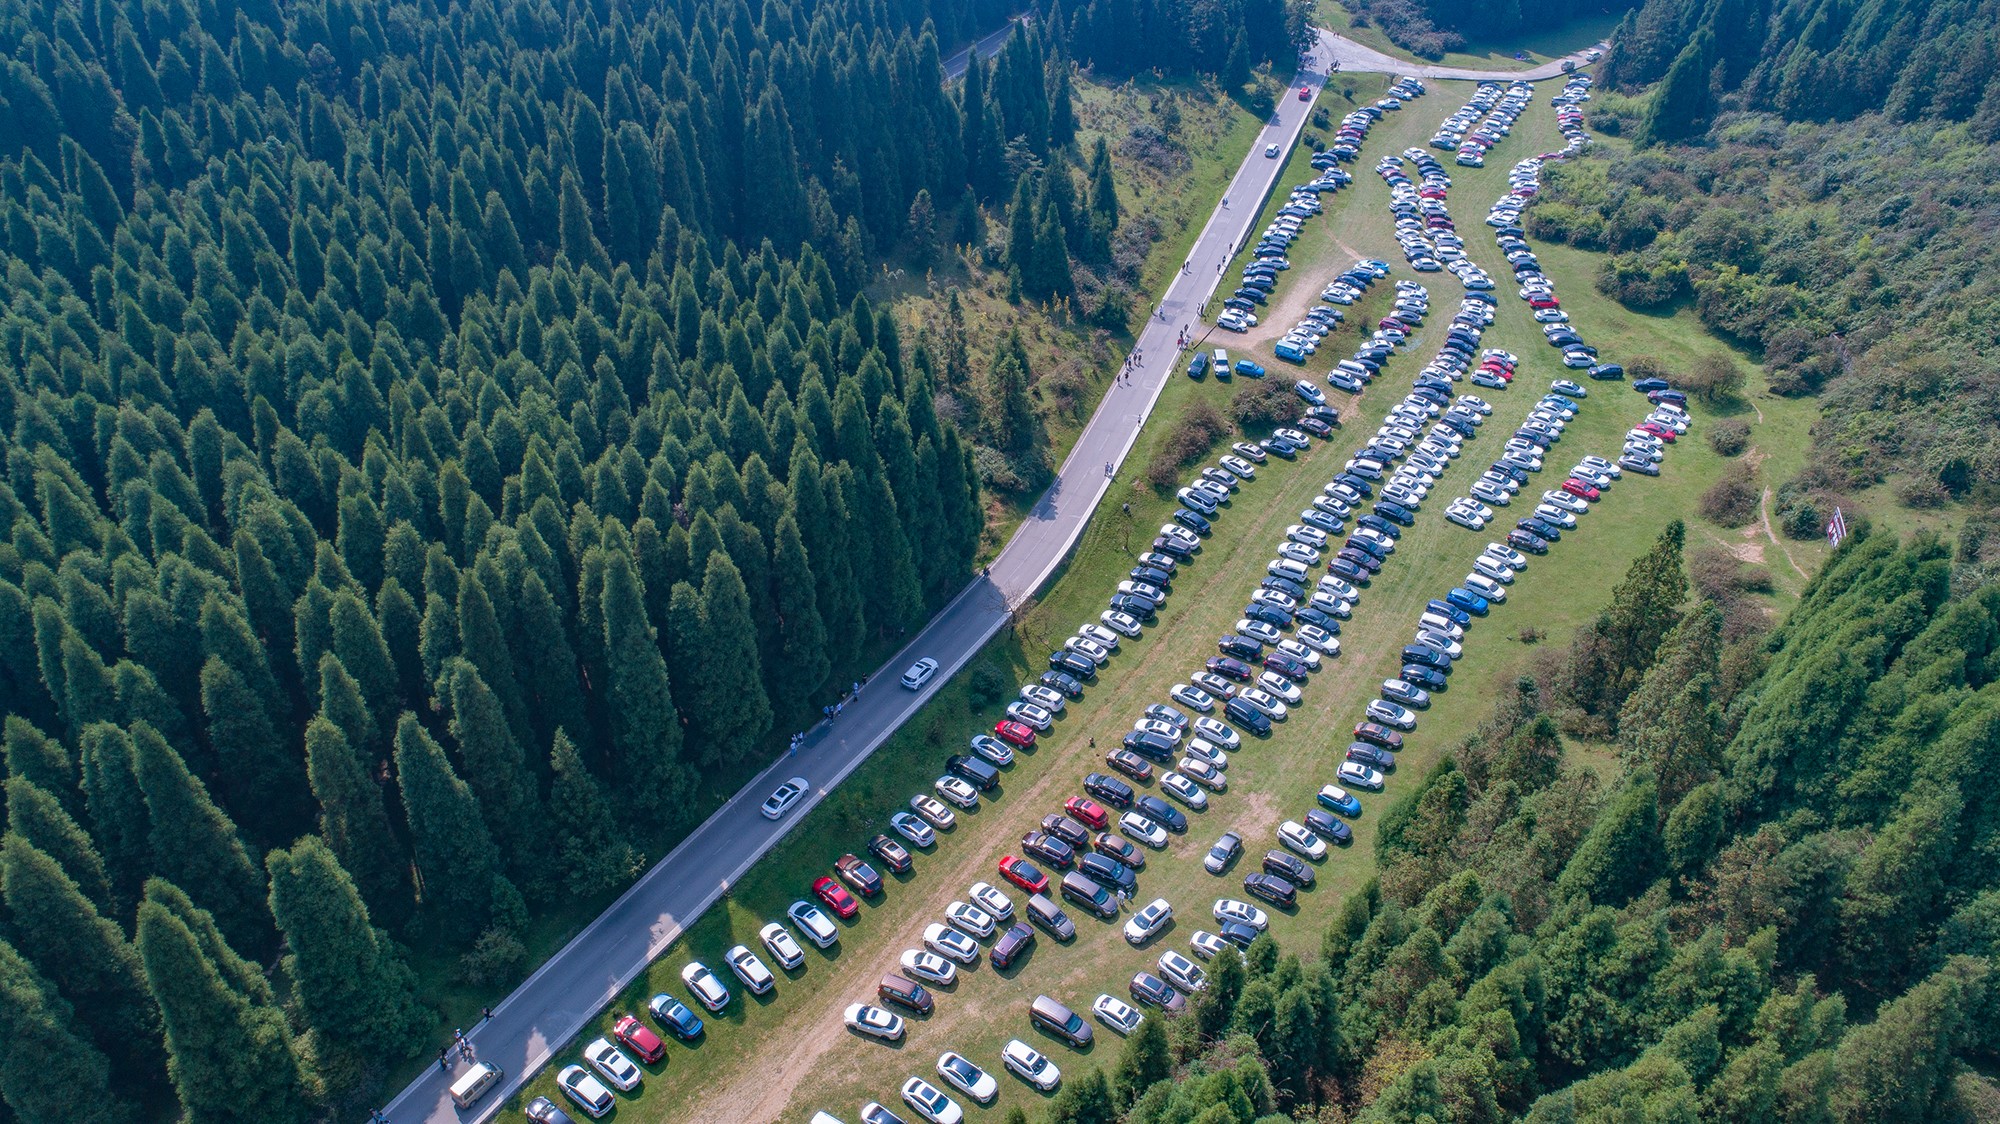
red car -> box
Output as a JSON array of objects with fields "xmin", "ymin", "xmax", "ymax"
[
  {"xmin": 993, "ymin": 720, "xmax": 1037, "ymax": 749},
  {"xmin": 1298, "ymin": 85, "xmax": 1311, "ymax": 100},
  {"xmin": 1528, "ymin": 297, "xmax": 1560, "ymax": 310},
  {"xmin": 613, "ymin": 1013, "xmax": 667, "ymax": 1063},
  {"xmin": 1560, "ymin": 478, "xmax": 1600, "ymax": 501},
  {"xmin": 812, "ymin": 875, "xmax": 859, "ymax": 919},
  {"xmin": 1063, "ymin": 797, "xmax": 1110, "ymax": 829},
  {"xmin": 998, "ymin": 855, "xmax": 1049, "ymax": 895},
  {"xmin": 1637, "ymin": 423, "xmax": 1677, "ymax": 443}
]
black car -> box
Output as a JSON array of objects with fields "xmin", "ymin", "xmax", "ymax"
[
  {"xmin": 1123, "ymin": 730, "xmax": 1177, "ymax": 763},
  {"xmin": 1345, "ymin": 535, "xmax": 1390, "ymax": 558},
  {"xmin": 1632, "ymin": 377, "xmax": 1670, "ymax": 393},
  {"xmin": 1041, "ymin": 669, "xmax": 1085, "ymax": 698},
  {"xmin": 1136, "ymin": 795, "xmax": 1187, "ymax": 833},
  {"xmin": 1508, "ymin": 529, "xmax": 1549, "ymax": 554},
  {"xmin": 1021, "ymin": 830, "xmax": 1076, "ymax": 870},
  {"xmin": 1130, "ymin": 563, "xmax": 1174, "ymax": 587},
  {"xmin": 1353, "ymin": 722, "xmax": 1404, "ymax": 750},
  {"xmin": 1173, "ymin": 508, "xmax": 1212, "ymax": 535},
  {"xmin": 1262, "ymin": 575, "xmax": 1307, "ymax": 599},
  {"xmin": 1346, "ymin": 743, "xmax": 1397, "ymax": 770},
  {"xmin": 1084, "ymin": 772, "xmax": 1135, "ymax": 808},
  {"xmin": 1243, "ymin": 872, "xmax": 1297, "ymax": 909},
  {"xmin": 1355, "ymin": 514, "xmax": 1401, "ymax": 539},
  {"xmin": 1109, "ymin": 593, "xmax": 1158, "ymax": 619},
  {"xmin": 1263, "ymin": 851, "xmax": 1315, "ymax": 888},
  {"xmin": 1295, "ymin": 607, "xmax": 1341, "ymax": 632},
  {"xmin": 1050, "ymin": 650, "xmax": 1098, "ymax": 679},
  {"xmin": 1334, "ymin": 473, "xmax": 1375, "ymax": 498},
  {"xmin": 1263, "ymin": 653, "xmax": 1310, "ymax": 680},
  {"xmin": 1334, "ymin": 549, "xmax": 1380, "ymax": 574},
  {"xmin": 1216, "ymin": 920, "xmax": 1263, "ymax": 950},
  {"xmin": 1244, "ymin": 603, "xmax": 1292, "ymax": 628},
  {"xmin": 1042, "ymin": 814, "xmax": 1091, "ymax": 850},
  {"xmin": 1425, "ymin": 599, "xmax": 1470, "ymax": 626},
  {"xmin": 1327, "ymin": 558, "xmax": 1370, "ymax": 585},
  {"xmin": 1296, "ymin": 416, "xmax": 1334, "ymax": 438},
  {"xmin": 1079, "ymin": 852, "xmax": 1137, "ymax": 896},
  {"xmin": 1150, "ymin": 536, "xmax": 1194, "ymax": 560},
  {"xmin": 1260, "ymin": 437, "xmax": 1298, "ymax": 459},
  {"xmin": 835, "ymin": 854, "xmax": 884, "ymax": 896},
  {"xmin": 867, "ymin": 834, "xmax": 913, "ymax": 874},
  {"xmin": 1224, "ymin": 697, "xmax": 1273, "ymax": 736},
  {"xmin": 1218, "ymin": 634, "xmax": 1263, "ymax": 660},
  {"xmin": 1207, "ymin": 655, "xmax": 1255, "ymax": 680},
  {"xmin": 1400, "ymin": 664, "xmax": 1447, "ymax": 692},
  {"xmin": 1304, "ymin": 809, "xmax": 1354, "ymax": 844},
  {"xmin": 1401, "ymin": 645, "xmax": 1451, "ymax": 672},
  {"xmin": 1519, "ymin": 517, "xmax": 1564, "ymax": 542},
  {"xmin": 945, "ymin": 754, "xmax": 1000, "ymax": 791}
]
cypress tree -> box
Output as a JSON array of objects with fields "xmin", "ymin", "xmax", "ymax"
[
  {"xmin": 770, "ymin": 512, "xmax": 830, "ymax": 720},
  {"xmin": 303, "ymin": 714, "xmax": 411, "ymax": 929},
  {"xmin": 130, "ymin": 721, "xmax": 271, "ymax": 958},
  {"xmin": 198, "ymin": 653, "xmax": 309, "ymax": 841},
  {"xmin": 443, "ymin": 658, "xmax": 541, "ymax": 877},
  {"xmin": 0, "ymin": 937, "xmax": 136, "ymax": 1124},
  {"xmin": 328, "ymin": 587, "xmax": 400, "ymax": 739},
  {"xmin": 393, "ymin": 713, "xmax": 507, "ymax": 940},
  {"xmin": 136, "ymin": 899, "xmax": 311, "ymax": 1124},
  {"xmin": 695, "ymin": 550, "xmax": 772, "ymax": 766},
  {"xmin": 77, "ymin": 722, "xmax": 151, "ymax": 903},
  {"xmin": 265, "ymin": 836, "xmax": 427, "ymax": 1058},
  {"xmin": 600, "ymin": 549, "xmax": 691, "ymax": 819},
  {"xmin": 455, "ymin": 571, "xmax": 533, "ymax": 749},
  {"xmin": 548, "ymin": 729, "xmax": 639, "ymax": 897},
  {"xmin": 4, "ymin": 715, "xmax": 75, "ymax": 813},
  {"xmin": 511, "ymin": 569, "xmax": 591, "ymax": 749},
  {"xmin": 141, "ymin": 879, "xmax": 274, "ymax": 1007},
  {"xmin": 6, "ymin": 775, "xmax": 115, "ymax": 915},
  {"xmin": 0, "ymin": 833, "xmax": 165, "ymax": 1089}
]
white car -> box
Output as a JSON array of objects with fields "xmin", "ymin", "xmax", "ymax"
[
  {"xmin": 787, "ymin": 901, "xmax": 839, "ymax": 948},
  {"xmin": 1213, "ymin": 899, "xmax": 1270, "ymax": 931},
  {"xmin": 761, "ymin": 776, "xmax": 810, "ymax": 819},
  {"xmin": 901, "ymin": 1076, "xmax": 963, "ymax": 1124},
  {"xmin": 1020, "ymin": 684, "xmax": 1068, "ymax": 712},
  {"xmin": 724, "ymin": 945, "xmax": 775, "ymax": 994},
  {"xmin": 1079, "ymin": 622, "xmax": 1123, "ymax": 650},
  {"xmin": 1257, "ymin": 671, "xmax": 1302, "ymax": 704},
  {"xmin": 1178, "ymin": 758, "xmax": 1227, "ymax": 791},
  {"xmin": 1280, "ymin": 640, "xmax": 1328, "ymax": 664},
  {"xmin": 1471, "ymin": 557, "xmax": 1515, "ymax": 584},
  {"xmin": 1235, "ymin": 688, "xmax": 1288, "ymax": 720},
  {"xmin": 681, "ymin": 961, "xmax": 730, "ymax": 1011},
  {"xmin": 1463, "ymin": 573, "xmax": 1508, "ymax": 601},
  {"xmin": 1099, "ymin": 610, "xmax": 1144, "ymax": 638},
  {"xmin": 910, "ymin": 794, "xmax": 957, "ymax": 829},
  {"xmin": 1170, "ymin": 684, "xmax": 1217, "ymax": 712},
  {"xmin": 1367, "ymin": 700, "xmax": 1418, "ymax": 729},
  {"xmin": 1134, "ymin": 718, "xmax": 1184, "ymax": 743},
  {"xmin": 1159, "ymin": 950, "xmax": 1208, "ymax": 993},
  {"xmin": 1297, "ymin": 625, "xmax": 1340, "ymax": 655},
  {"xmin": 923, "ymin": 923, "xmax": 980, "ymax": 964},
  {"xmin": 1161, "ymin": 772, "xmax": 1209, "ymax": 809},
  {"xmin": 558, "ymin": 1064, "xmax": 616, "ymax": 1118},
  {"xmin": 582, "ymin": 1037, "xmax": 642, "ymax": 1091},
  {"xmin": 1003, "ymin": 1039, "xmax": 1062, "ymax": 1091},
  {"xmin": 1286, "ymin": 524, "xmax": 1327, "ymax": 548},
  {"xmin": 1189, "ymin": 930, "xmax": 1230, "ymax": 960},
  {"xmin": 936, "ymin": 1052, "xmax": 999, "ymax": 1104},
  {"xmin": 1444, "ymin": 507, "xmax": 1488, "ymax": 534},
  {"xmin": 1338, "ymin": 761, "xmax": 1385, "ymax": 790},
  {"xmin": 1065, "ymin": 635, "xmax": 1112, "ymax": 665},
  {"xmin": 1238, "ymin": 619, "xmax": 1284, "ymax": 646},
  {"xmin": 901, "ymin": 948, "xmax": 958, "ymax": 986},
  {"xmin": 1541, "ymin": 491, "xmax": 1587, "ymax": 515},
  {"xmin": 1484, "ymin": 543, "xmax": 1528, "ymax": 569},
  {"xmin": 1124, "ymin": 897, "xmax": 1174, "ymax": 945},
  {"xmin": 1278, "ymin": 820, "xmax": 1328, "ymax": 860},
  {"xmin": 945, "ymin": 900, "xmax": 996, "ymax": 938},
  {"xmin": 844, "ymin": 1003, "xmax": 906, "ymax": 1041},
  {"xmin": 901, "ymin": 657, "xmax": 939, "ymax": 689},
  {"xmin": 889, "ymin": 811, "xmax": 936, "ymax": 847},
  {"xmin": 1265, "ymin": 142, "xmax": 1280, "ymax": 157},
  {"xmin": 1277, "ymin": 541, "xmax": 1321, "ymax": 565},
  {"xmin": 1005, "ymin": 701, "xmax": 1054, "ymax": 730},
  {"xmin": 1144, "ymin": 703, "xmax": 1190, "ymax": 732},
  {"xmin": 1093, "ymin": 993, "xmax": 1145, "ymax": 1035},
  {"xmin": 759, "ymin": 922, "xmax": 805, "ymax": 970},
  {"xmin": 1183, "ymin": 739, "xmax": 1228, "ymax": 769},
  {"xmin": 1221, "ymin": 454, "xmax": 1259, "ymax": 479},
  {"xmin": 1192, "ymin": 717, "xmax": 1239, "ymax": 749},
  {"xmin": 934, "ymin": 776, "xmax": 980, "ymax": 809},
  {"xmin": 1121, "ymin": 812, "xmax": 1169, "ymax": 848},
  {"xmin": 1414, "ymin": 630, "xmax": 1463, "ymax": 659},
  {"xmin": 968, "ymin": 881, "xmax": 1015, "ymax": 921}
]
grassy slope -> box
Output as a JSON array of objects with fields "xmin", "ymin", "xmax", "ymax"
[
  {"xmin": 508, "ymin": 78, "xmax": 1829, "ymax": 1124},
  {"xmin": 1316, "ymin": 2, "xmax": 1622, "ymax": 74}
]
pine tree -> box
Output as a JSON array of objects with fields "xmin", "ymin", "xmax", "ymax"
[
  {"xmin": 0, "ymin": 833, "xmax": 165, "ymax": 1089},
  {"xmin": 1638, "ymin": 30, "xmax": 1719, "ymax": 146},
  {"xmin": 142, "ymin": 879, "xmax": 274, "ymax": 1007},
  {"xmin": 600, "ymin": 549, "xmax": 691, "ymax": 819},
  {"xmin": 130, "ymin": 722, "xmax": 272, "ymax": 959},
  {"xmin": 136, "ymin": 899, "xmax": 312, "ymax": 1124},
  {"xmin": 548, "ymin": 729, "xmax": 640, "ymax": 897},
  {"xmin": 1619, "ymin": 601, "xmax": 1724, "ymax": 806},
  {"xmin": 265, "ymin": 836, "xmax": 428, "ymax": 1059},
  {"xmin": 0, "ymin": 937, "xmax": 137, "ymax": 1124},
  {"xmin": 1555, "ymin": 776, "xmax": 1663, "ymax": 908},
  {"xmin": 907, "ymin": 188, "xmax": 938, "ymax": 266},
  {"xmin": 1112, "ymin": 1010, "xmax": 1171, "ymax": 1108},
  {"xmin": 393, "ymin": 713, "xmax": 509, "ymax": 940},
  {"xmin": 693, "ymin": 549, "xmax": 773, "ymax": 766},
  {"xmin": 770, "ymin": 512, "xmax": 831, "ymax": 721},
  {"xmin": 303, "ymin": 714, "xmax": 411, "ymax": 929},
  {"xmin": 6, "ymin": 774, "xmax": 115, "ymax": 914},
  {"xmin": 443, "ymin": 658, "xmax": 541, "ymax": 877}
]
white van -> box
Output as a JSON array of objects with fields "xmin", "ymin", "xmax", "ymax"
[
  {"xmin": 1213, "ymin": 349, "xmax": 1230, "ymax": 376},
  {"xmin": 449, "ymin": 1061, "xmax": 503, "ymax": 1109}
]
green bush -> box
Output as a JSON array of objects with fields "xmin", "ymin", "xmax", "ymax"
[
  {"xmin": 1708, "ymin": 419, "xmax": 1752, "ymax": 456},
  {"xmin": 966, "ymin": 661, "xmax": 1009, "ymax": 709}
]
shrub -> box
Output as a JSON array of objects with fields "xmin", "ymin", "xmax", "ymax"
[
  {"xmin": 1683, "ymin": 351, "xmax": 1746, "ymax": 404},
  {"xmin": 1624, "ymin": 355, "xmax": 1674, "ymax": 382},
  {"xmin": 1698, "ymin": 468, "xmax": 1760, "ymax": 528},
  {"xmin": 1144, "ymin": 398, "xmax": 1230, "ymax": 493},
  {"xmin": 1230, "ymin": 378, "xmax": 1298, "ymax": 429},
  {"xmin": 1519, "ymin": 627, "xmax": 1546, "ymax": 644},
  {"xmin": 459, "ymin": 926, "xmax": 527, "ymax": 986},
  {"xmin": 1707, "ymin": 419, "xmax": 1751, "ymax": 456},
  {"xmin": 967, "ymin": 660, "xmax": 1009, "ymax": 709}
]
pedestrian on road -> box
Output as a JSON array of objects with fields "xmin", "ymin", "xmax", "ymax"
[
  {"xmin": 852, "ymin": 680, "xmax": 861, "ymax": 697},
  {"xmin": 437, "ymin": 1050, "xmax": 449, "ymax": 1073},
  {"xmin": 482, "ymin": 1007, "xmax": 493, "ymax": 1022}
]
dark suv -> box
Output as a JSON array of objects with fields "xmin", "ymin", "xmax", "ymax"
[
  {"xmin": 1243, "ymin": 873, "xmax": 1297, "ymax": 908},
  {"xmin": 1084, "ymin": 772, "xmax": 1135, "ymax": 808},
  {"xmin": 991, "ymin": 923, "xmax": 1036, "ymax": 970}
]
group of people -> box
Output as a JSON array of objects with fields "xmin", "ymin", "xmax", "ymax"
[{"xmin": 820, "ymin": 680, "xmax": 865, "ymax": 723}]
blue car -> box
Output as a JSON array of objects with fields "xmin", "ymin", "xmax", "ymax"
[
  {"xmin": 1235, "ymin": 359, "xmax": 1267, "ymax": 378},
  {"xmin": 648, "ymin": 993, "xmax": 704, "ymax": 1039},
  {"xmin": 1424, "ymin": 599, "xmax": 1471, "ymax": 627},
  {"xmin": 1317, "ymin": 786, "xmax": 1363, "ymax": 817},
  {"xmin": 1174, "ymin": 508, "xmax": 1213, "ymax": 535},
  {"xmin": 1446, "ymin": 587, "xmax": 1490, "ymax": 616},
  {"xmin": 1187, "ymin": 354, "xmax": 1208, "ymax": 379}
]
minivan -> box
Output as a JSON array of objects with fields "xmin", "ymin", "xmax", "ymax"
[
  {"xmin": 1060, "ymin": 871, "xmax": 1118, "ymax": 919},
  {"xmin": 878, "ymin": 973, "xmax": 934, "ymax": 1015},
  {"xmin": 450, "ymin": 1061, "xmax": 504, "ymax": 1109},
  {"xmin": 1027, "ymin": 893, "xmax": 1076, "ymax": 940},
  {"xmin": 1122, "ymin": 730, "xmax": 1177, "ymax": 762},
  {"xmin": 991, "ymin": 922, "xmax": 1036, "ymax": 969},
  {"xmin": 1268, "ymin": 558, "xmax": 1308, "ymax": 584},
  {"xmin": 1030, "ymin": 995, "xmax": 1095, "ymax": 1048}
]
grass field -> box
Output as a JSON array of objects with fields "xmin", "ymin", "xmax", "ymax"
[
  {"xmin": 506, "ymin": 76, "xmax": 1828, "ymax": 1124},
  {"xmin": 1316, "ymin": 3, "xmax": 1622, "ymax": 74}
]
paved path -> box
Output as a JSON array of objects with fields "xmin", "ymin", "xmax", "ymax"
[
  {"xmin": 942, "ymin": 15, "xmax": 1025, "ymax": 80},
  {"xmin": 380, "ymin": 36, "xmax": 1336, "ymax": 1124},
  {"xmin": 1321, "ymin": 32, "xmax": 1606, "ymax": 81}
]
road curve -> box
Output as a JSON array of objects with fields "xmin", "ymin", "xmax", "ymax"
[
  {"xmin": 942, "ymin": 15, "xmax": 1024, "ymax": 81},
  {"xmin": 1320, "ymin": 31, "xmax": 1606, "ymax": 81},
  {"xmin": 382, "ymin": 26, "xmax": 1595, "ymax": 1124}
]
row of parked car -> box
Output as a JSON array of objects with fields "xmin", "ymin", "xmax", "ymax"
[
  {"xmin": 1217, "ymin": 170, "xmax": 1354, "ymax": 335},
  {"xmin": 1453, "ymin": 80, "xmax": 1534, "ymax": 168},
  {"xmin": 1379, "ymin": 147, "xmax": 1495, "ymax": 293},
  {"xmin": 1314, "ymin": 81, "xmax": 1409, "ymax": 165},
  {"xmin": 1324, "ymin": 277, "xmax": 1428, "ymax": 395}
]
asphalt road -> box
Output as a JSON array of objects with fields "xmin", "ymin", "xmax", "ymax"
[
  {"xmin": 384, "ymin": 34, "xmax": 1333, "ymax": 1124},
  {"xmin": 941, "ymin": 15, "xmax": 1024, "ymax": 80},
  {"xmin": 1320, "ymin": 32, "xmax": 1607, "ymax": 80}
]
